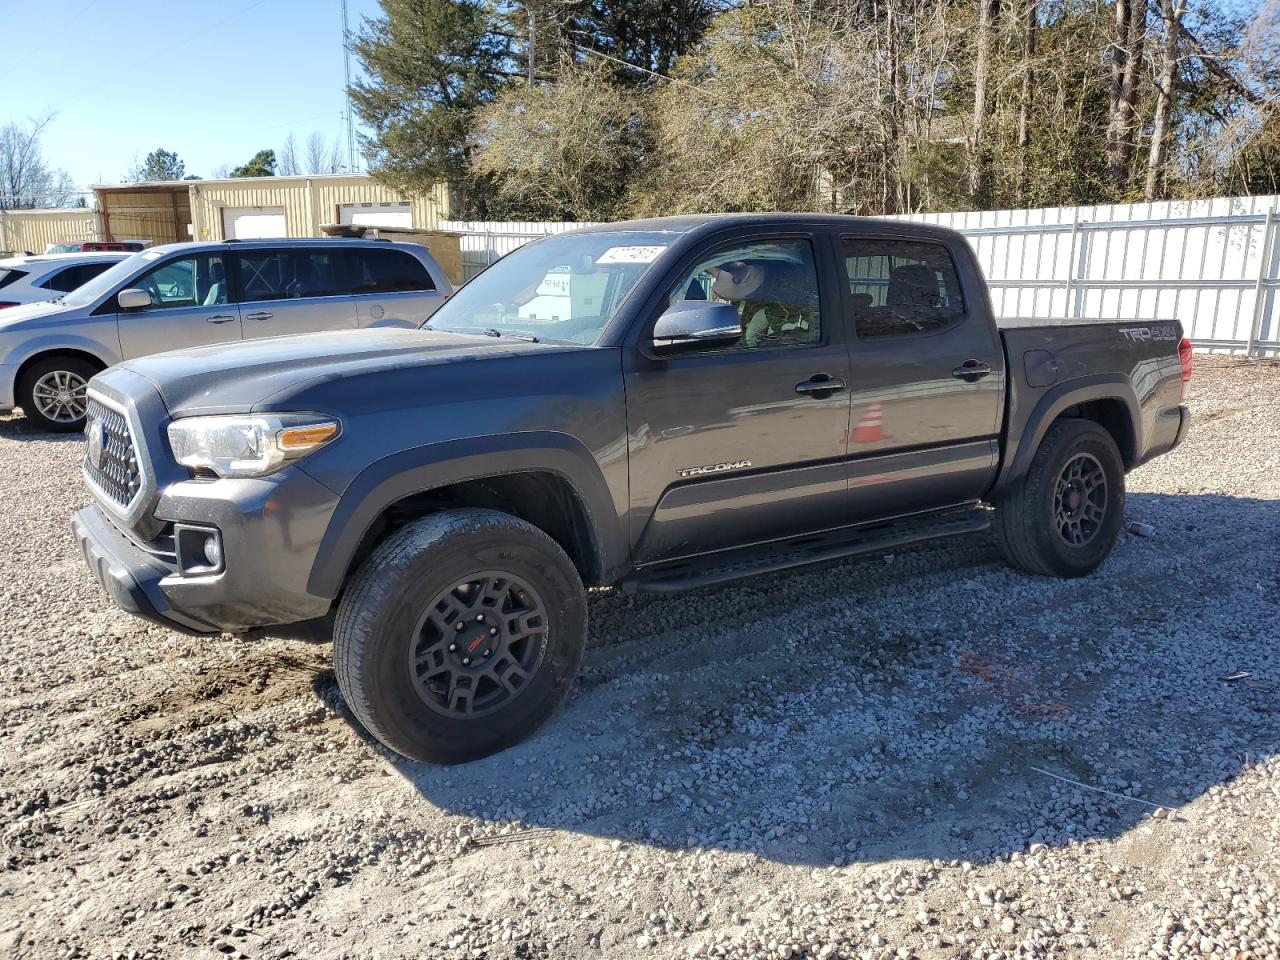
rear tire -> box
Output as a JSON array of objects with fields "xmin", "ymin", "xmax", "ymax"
[
  {"xmin": 18, "ymin": 356, "xmax": 98, "ymax": 432},
  {"xmin": 994, "ymin": 418, "xmax": 1125, "ymax": 578},
  {"xmin": 333, "ymin": 509, "xmax": 587, "ymax": 764}
]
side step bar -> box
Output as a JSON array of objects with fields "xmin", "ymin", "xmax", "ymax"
[{"xmin": 625, "ymin": 507, "xmax": 991, "ymax": 594}]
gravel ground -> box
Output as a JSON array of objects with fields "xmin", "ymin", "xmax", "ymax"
[{"xmin": 1, "ymin": 356, "xmax": 1278, "ymax": 960}]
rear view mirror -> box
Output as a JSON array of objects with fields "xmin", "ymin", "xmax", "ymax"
[
  {"xmin": 652, "ymin": 300, "xmax": 741, "ymax": 351},
  {"xmin": 117, "ymin": 288, "xmax": 150, "ymax": 310}
]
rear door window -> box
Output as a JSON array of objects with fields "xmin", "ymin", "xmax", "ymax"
[
  {"xmin": 38, "ymin": 262, "xmax": 117, "ymax": 293},
  {"xmin": 842, "ymin": 238, "xmax": 965, "ymax": 337},
  {"xmin": 348, "ymin": 248, "xmax": 435, "ymax": 294},
  {"xmin": 237, "ymin": 249, "xmax": 345, "ymax": 301}
]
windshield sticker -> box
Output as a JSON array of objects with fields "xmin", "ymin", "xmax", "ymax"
[{"xmin": 595, "ymin": 245, "xmax": 666, "ymax": 265}]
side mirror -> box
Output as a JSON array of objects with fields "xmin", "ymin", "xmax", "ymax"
[
  {"xmin": 652, "ymin": 300, "xmax": 741, "ymax": 352},
  {"xmin": 117, "ymin": 288, "xmax": 150, "ymax": 310}
]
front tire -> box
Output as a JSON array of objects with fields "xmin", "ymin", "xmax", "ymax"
[
  {"xmin": 994, "ymin": 418, "xmax": 1125, "ymax": 578},
  {"xmin": 18, "ymin": 356, "xmax": 98, "ymax": 432},
  {"xmin": 333, "ymin": 509, "xmax": 587, "ymax": 763}
]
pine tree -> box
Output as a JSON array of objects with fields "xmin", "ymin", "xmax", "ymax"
[{"xmin": 350, "ymin": 0, "xmax": 511, "ymax": 213}]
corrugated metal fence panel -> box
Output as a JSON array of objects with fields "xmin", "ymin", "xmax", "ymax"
[
  {"xmin": 0, "ymin": 209, "xmax": 98, "ymax": 255},
  {"xmin": 890, "ymin": 194, "xmax": 1280, "ymax": 356},
  {"xmin": 442, "ymin": 198, "xmax": 1279, "ymax": 355}
]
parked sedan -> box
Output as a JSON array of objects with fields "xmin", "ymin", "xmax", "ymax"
[{"xmin": 0, "ymin": 252, "xmax": 131, "ymax": 309}]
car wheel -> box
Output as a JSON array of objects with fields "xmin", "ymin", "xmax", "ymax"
[
  {"xmin": 18, "ymin": 356, "xmax": 98, "ymax": 432},
  {"xmin": 994, "ymin": 418, "xmax": 1126, "ymax": 578},
  {"xmin": 333, "ymin": 508, "xmax": 588, "ymax": 763}
]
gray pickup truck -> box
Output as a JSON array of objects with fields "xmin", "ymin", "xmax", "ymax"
[{"xmin": 71, "ymin": 214, "xmax": 1191, "ymax": 763}]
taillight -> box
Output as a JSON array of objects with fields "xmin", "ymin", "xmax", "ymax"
[{"xmin": 1178, "ymin": 337, "xmax": 1193, "ymax": 399}]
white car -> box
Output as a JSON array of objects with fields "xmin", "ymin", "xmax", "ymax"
[{"xmin": 0, "ymin": 252, "xmax": 131, "ymax": 309}]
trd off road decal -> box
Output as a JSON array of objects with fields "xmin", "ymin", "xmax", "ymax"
[{"xmin": 1118, "ymin": 324, "xmax": 1178, "ymax": 343}]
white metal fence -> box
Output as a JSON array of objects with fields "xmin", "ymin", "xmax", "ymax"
[{"xmin": 445, "ymin": 194, "xmax": 1280, "ymax": 357}]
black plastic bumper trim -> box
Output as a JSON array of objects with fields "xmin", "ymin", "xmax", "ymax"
[{"xmin": 71, "ymin": 506, "xmax": 221, "ymax": 636}]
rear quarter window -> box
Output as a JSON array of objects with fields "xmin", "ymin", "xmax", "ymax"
[
  {"xmin": 0, "ymin": 268, "xmax": 29, "ymax": 290},
  {"xmin": 349, "ymin": 249, "xmax": 435, "ymax": 294}
]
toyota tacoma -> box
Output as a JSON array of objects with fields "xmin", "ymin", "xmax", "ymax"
[{"xmin": 72, "ymin": 215, "xmax": 1192, "ymax": 763}]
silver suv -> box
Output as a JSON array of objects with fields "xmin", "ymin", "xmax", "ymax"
[{"xmin": 0, "ymin": 238, "xmax": 452, "ymax": 431}]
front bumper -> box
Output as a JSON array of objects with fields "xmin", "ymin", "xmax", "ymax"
[
  {"xmin": 73, "ymin": 506, "xmax": 219, "ymax": 635},
  {"xmin": 73, "ymin": 466, "xmax": 342, "ymax": 634}
]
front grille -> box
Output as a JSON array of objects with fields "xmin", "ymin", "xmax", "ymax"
[{"xmin": 84, "ymin": 396, "xmax": 142, "ymax": 509}]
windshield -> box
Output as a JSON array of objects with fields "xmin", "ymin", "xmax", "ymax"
[
  {"xmin": 59, "ymin": 250, "xmax": 153, "ymax": 307},
  {"xmin": 427, "ymin": 231, "xmax": 676, "ymax": 344}
]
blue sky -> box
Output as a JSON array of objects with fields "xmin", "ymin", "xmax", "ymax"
[{"xmin": 1, "ymin": 0, "xmax": 384, "ymax": 193}]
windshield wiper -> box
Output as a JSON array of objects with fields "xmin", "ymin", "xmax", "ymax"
[{"xmin": 482, "ymin": 327, "xmax": 540, "ymax": 343}]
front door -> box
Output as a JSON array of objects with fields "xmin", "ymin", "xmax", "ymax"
[
  {"xmin": 839, "ymin": 234, "xmax": 1004, "ymax": 521},
  {"xmin": 626, "ymin": 235, "xmax": 852, "ymax": 565},
  {"xmin": 116, "ymin": 251, "xmax": 241, "ymax": 359},
  {"xmin": 233, "ymin": 247, "xmax": 357, "ymax": 340}
]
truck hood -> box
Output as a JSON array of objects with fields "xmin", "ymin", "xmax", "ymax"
[{"xmin": 115, "ymin": 327, "xmax": 567, "ymax": 415}]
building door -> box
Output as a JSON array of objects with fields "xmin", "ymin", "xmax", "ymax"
[
  {"xmin": 339, "ymin": 201, "xmax": 411, "ymax": 229},
  {"xmin": 222, "ymin": 206, "xmax": 286, "ymax": 239}
]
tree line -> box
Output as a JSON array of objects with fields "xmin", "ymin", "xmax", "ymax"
[{"xmin": 349, "ymin": 0, "xmax": 1280, "ymax": 220}]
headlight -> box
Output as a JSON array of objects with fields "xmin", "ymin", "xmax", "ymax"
[{"xmin": 167, "ymin": 414, "xmax": 340, "ymax": 478}]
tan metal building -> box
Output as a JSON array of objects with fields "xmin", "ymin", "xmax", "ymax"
[
  {"xmin": 187, "ymin": 174, "xmax": 450, "ymax": 240},
  {"xmin": 89, "ymin": 174, "xmax": 451, "ymax": 244},
  {"xmin": 95, "ymin": 183, "xmax": 193, "ymax": 247},
  {"xmin": 0, "ymin": 208, "xmax": 99, "ymax": 256}
]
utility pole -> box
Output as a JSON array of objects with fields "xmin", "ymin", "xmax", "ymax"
[{"xmin": 341, "ymin": 0, "xmax": 357, "ymax": 172}]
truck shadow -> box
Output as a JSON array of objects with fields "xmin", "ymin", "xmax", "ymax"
[{"xmin": 349, "ymin": 490, "xmax": 1280, "ymax": 867}]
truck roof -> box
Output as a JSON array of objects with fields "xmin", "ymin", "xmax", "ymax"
[{"xmin": 570, "ymin": 212, "xmax": 966, "ymax": 243}]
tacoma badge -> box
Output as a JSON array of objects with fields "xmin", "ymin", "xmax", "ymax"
[{"xmin": 677, "ymin": 460, "xmax": 752, "ymax": 478}]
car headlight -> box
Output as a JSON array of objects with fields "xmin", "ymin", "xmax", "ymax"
[{"xmin": 167, "ymin": 414, "xmax": 340, "ymax": 479}]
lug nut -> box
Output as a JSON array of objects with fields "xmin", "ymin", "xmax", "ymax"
[
  {"xmin": 489, "ymin": 627, "xmax": 498, "ymax": 636},
  {"xmin": 449, "ymin": 643, "xmax": 457, "ymax": 652},
  {"xmin": 462, "ymin": 657, "xmax": 471, "ymax": 666},
  {"xmin": 475, "ymin": 614, "xmax": 485, "ymax": 622},
  {"xmin": 455, "ymin": 621, "xmax": 465, "ymax": 630},
  {"xmin": 481, "ymin": 649, "xmax": 490, "ymax": 657}
]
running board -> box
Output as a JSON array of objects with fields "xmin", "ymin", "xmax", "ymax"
[{"xmin": 626, "ymin": 507, "xmax": 991, "ymax": 594}]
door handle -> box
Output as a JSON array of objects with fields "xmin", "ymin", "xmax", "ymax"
[
  {"xmin": 244, "ymin": 311, "xmax": 273, "ymax": 321},
  {"xmin": 795, "ymin": 374, "xmax": 847, "ymax": 398},
  {"xmin": 205, "ymin": 314, "xmax": 237, "ymax": 324},
  {"xmin": 951, "ymin": 359, "xmax": 992, "ymax": 382}
]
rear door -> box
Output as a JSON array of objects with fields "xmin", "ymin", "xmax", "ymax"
[
  {"xmin": 625, "ymin": 231, "xmax": 853, "ymax": 565},
  {"xmin": 349, "ymin": 247, "xmax": 447, "ymax": 327},
  {"xmin": 116, "ymin": 251, "xmax": 241, "ymax": 358},
  {"xmin": 838, "ymin": 232, "xmax": 1004, "ymax": 520},
  {"xmin": 233, "ymin": 246, "xmax": 357, "ymax": 339}
]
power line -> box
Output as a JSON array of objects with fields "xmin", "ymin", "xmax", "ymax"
[{"xmin": 49, "ymin": 0, "xmax": 272, "ymax": 110}]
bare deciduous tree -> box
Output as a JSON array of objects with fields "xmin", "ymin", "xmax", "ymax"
[
  {"xmin": 0, "ymin": 115, "xmax": 78, "ymax": 209},
  {"xmin": 279, "ymin": 133, "xmax": 301, "ymax": 176},
  {"xmin": 1144, "ymin": 0, "xmax": 1187, "ymax": 200},
  {"xmin": 305, "ymin": 132, "xmax": 343, "ymax": 175}
]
